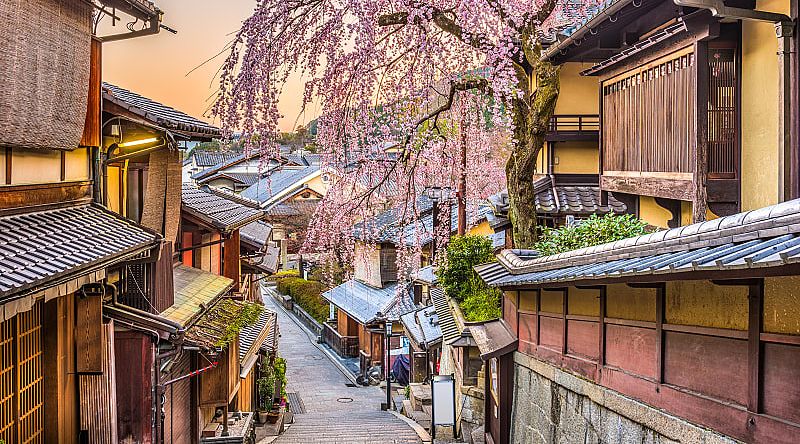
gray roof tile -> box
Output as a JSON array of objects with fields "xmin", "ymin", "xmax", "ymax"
[
  {"xmin": 479, "ymin": 198, "xmax": 800, "ymax": 287},
  {"xmin": 0, "ymin": 205, "xmax": 159, "ymax": 299},
  {"xmin": 322, "ymin": 280, "xmax": 415, "ymax": 324},
  {"xmin": 182, "ymin": 185, "xmax": 265, "ymax": 231},
  {"xmin": 103, "ymin": 83, "xmax": 221, "ymax": 138}
]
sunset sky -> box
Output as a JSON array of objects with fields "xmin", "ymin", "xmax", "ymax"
[{"xmin": 101, "ymin": 0, "xmax": 316, "ymax": 132}]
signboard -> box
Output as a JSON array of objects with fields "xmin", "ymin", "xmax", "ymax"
[{"xmin": 431, "ymin": 374, "xmax": 456, "ymax": 434}]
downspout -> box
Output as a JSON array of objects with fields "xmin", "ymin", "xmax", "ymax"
[{"xmin": 673, "ymin": 0, "xmax": 795, "ymax": 201}]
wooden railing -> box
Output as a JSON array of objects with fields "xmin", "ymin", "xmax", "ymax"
[
  {"xmin": 322, "ymin": 322, "xmax": 359, "ymax": 358},
  {"xmin": 547, "ymin": 114, "xmax": 600, "ymax": 136}
]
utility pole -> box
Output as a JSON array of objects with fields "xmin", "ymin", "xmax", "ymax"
[{"xmin": 458, "ymin": 119, "xmax": 467, "ymax": 236}]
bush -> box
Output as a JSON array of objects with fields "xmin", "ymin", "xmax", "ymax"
[
  {"xmin": 533, "ymin": 213, "xmax": 650, "ymax": 256},
  {"xmin": 275, "ymin": 276, "xmax": 328, "ymax": 323},
  {"xmin": 438, "ymin": 235, "xmax": 501, "ymax": 322},
  {"xmin": 268, "ymin": 270, "xmax": 300, "ymax": 282}
]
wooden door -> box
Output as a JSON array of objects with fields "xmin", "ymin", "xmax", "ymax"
[{"xmin": 0, "ymin": 302, "xmax": 44, "ymax": 444}]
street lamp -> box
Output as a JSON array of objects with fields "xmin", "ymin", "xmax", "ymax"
[
  {"xmin": 378, "ymin": 311, "xmax": 393, "ymax": 411},
  {"xmin": 423, "ymin": 186, "xmax": 454, "ymax": 262}
]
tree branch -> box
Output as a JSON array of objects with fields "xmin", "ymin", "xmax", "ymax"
[
  {"xmin": 378, "ymin": 9, "xmax": 491, "ymax": 51},
  {"xmin": 400, "ymin": 78, "xmax": 489, "ymax": 159}
]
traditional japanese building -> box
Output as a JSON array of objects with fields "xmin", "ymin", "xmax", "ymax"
[
  {"xmin": 544, "ymin": 0, "xmax": 799, "ymax": 226},
  {"xmin": 0, "ymin": 1, "xmax": 169, "ymax": 442},
  {"xmin": 474, "ymin": 1, "xmax": 800, "ymax": 443}
]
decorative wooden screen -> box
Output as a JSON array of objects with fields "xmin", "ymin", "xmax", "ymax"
[
  {"xmin": 707, "ymin": 46, "xmax": 737, "ymax": 177},
  {"xmin": 602, "ymin": 47, "xmax": 696, "ymax": 174},
  {"xmin": 0, "ymin": 302, "xmax": 44, "ymax": 444}
]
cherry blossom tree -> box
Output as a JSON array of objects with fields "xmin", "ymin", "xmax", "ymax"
[{"xmin": 215, "ymin": 0, "xmax": 597, "ymax": 258}]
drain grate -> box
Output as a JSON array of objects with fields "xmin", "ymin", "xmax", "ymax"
[
  {"xmin": 336, "ymin": 397, "xmax": 353, "ymax": 403},
  {"xmin": 286, "ymin": 392, "xmax": 306, "ymax": 414},
  {"xmin": 344, "ymin": 382, "xmax": 357, "ymax": 387}
]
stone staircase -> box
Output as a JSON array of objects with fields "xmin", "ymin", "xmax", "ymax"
[{"xmin": 273, "ymin": 410, "xmax": 422, "ymax": 443}]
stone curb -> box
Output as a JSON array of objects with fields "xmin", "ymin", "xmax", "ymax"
[{"xmin": 389, "ymin": 410, "xmax": 433, "ymax": 444}]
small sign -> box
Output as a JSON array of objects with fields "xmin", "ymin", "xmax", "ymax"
[{"xmin": 431, "ymin": 374, "xmax": 456, "ymax": 428}]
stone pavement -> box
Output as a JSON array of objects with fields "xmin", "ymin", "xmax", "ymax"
[{"xmin": 259, "ymin": 287, "xmax": 423, "ymax": 444}]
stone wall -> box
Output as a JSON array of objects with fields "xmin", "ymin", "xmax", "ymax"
[{"xmin": 511, "ymin": 353, "xmax": 740, "ymax": 444}]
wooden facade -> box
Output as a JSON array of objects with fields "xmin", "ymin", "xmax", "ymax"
[{"xmin": 501, "ymin": 277, "xmax": 800, "ymax": 443}]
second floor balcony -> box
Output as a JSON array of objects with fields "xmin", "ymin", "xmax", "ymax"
[{"xmin": 546, "ymin": 114, "xmax": 600, "ymax": 142}]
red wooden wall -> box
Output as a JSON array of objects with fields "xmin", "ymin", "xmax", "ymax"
[{"xmin": 504, "ymin": 281, "xmax": 800, "ymax": 444}]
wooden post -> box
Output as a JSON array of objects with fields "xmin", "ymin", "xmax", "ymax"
[
  {"xmin": 224, "ymin": 230, "xmax": 241, "ymax": 292},
  {"xmin": 693, "ymin": 41, "xmax": 709, "ymax": 222},
  {"xmin": 598, "ymin": 286, "xmax": 606, "ymax": 367},
  {"xmin": 655, "ymin": 283, "xmax": 665, "ymax": 385},
  {"xmin": 562, "ymin": 288, "xmax": 568, "ymax": 355},
  {"xmin": 747, "ymin": 280, "xmax": 764, "ymax": 414},
  {"xmin": 458, "ymin": 119, "xmax": 467, "ymax": 236}
]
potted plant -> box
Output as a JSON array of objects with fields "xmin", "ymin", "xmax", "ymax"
[{"xmin": 257, "ymin": 370, "xmax": 275, "ymax": 424}]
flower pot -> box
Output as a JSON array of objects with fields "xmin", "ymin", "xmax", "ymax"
[
  {"xmin": 257, "ymin": 411, "xmax": 270, "ymax": 424},
  {"xmin": 267, "ymin": 411, "xmax": 280, "ymax": 424}
]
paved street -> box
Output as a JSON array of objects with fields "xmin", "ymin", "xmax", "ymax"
[{"xmin": 260, "ymin": 287, "xmax": 423, "ymax": 444}]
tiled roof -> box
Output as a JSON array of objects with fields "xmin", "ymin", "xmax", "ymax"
[
  {"xmin": 322, "ymin": 280, "xmax": 415, "ymax": 324},
  {"xmin": 246, "ymin": 244, "xmax": 280, "ymax": 274},
  {"xmin": 400, "ymin": 305, "xmax": 442, "ymax": 349},
  {"xmin": 191, "ymin": 150, "xmax": 242, "ymax": 168},
  {"xmin": 477, "ymin": 199, "xmax": 800, "ymax": 288},
  {"xmin": 182, "ymin": 185, "xmax": 265, "ymax": 231},
  {"xmin": 265, "ymin": 201, "xmax": 319, "ymax": 218},
  {"xmin": 239, "ymin": 308, "xmax": 278, "ymax": 376},
  {"xmin": 102, "ymin": 83, "xmax": 221, "ymax": 138},
  {"xmin": 354, "ymin": 198, "xmax": 491, "ymax": 246},
  {"xmin": 240, "ymin": 166, "xmax": 321, "ymax": 206},
  {"xmin": 430, "ymin": 288, "xmax": 460, "ymax": 344},
  {"xmin": 163, "ymin": 265, "xmax": 233, "ymax": 326},
  {"xmin": 489, "ymin": 180, "xmax": 626, "ymax": 219},
  {"xmin": 196, "ymin": 172, "xmax": 261, "ymax": 187},
  {"xmin": 0, "ymin": 205, "xmax": 159, "ymax": 299},
  {"xmin": 400, "ymin": 204, "xmax": 494, "ymax": 247},
  {"xmin": 240, "ymin": 221, "xmax": 273, "ymax": 250},
  {"xmin": 412, "ymin": 265, "xmax": 438, "ymax": 285}
]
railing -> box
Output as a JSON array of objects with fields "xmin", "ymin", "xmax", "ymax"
[
  {"xmin": 548, "ymin": 114, "xmax": 600, "ymax": 135},
  {"xmin": 322, "ymin": 322, "xmax": 359, "ymax": 358}
]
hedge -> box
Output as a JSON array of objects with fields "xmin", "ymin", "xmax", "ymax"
[{"xmin": 275, "ymin": 276, "xmax": 329, "ymax": 323}]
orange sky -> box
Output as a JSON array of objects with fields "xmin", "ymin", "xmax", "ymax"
[{"xmin": 101, "ymin": 0, "xmax": 317, "ymax": 132}]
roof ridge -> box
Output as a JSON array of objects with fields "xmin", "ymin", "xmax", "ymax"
[{"xmin": 500, "ymin": 198, "xmax": 800, "ymax": 275}]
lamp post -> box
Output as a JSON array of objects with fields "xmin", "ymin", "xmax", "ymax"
[
  {"xmin": 377, "ymin": 312, "xmax": 394, "ymax": 411},
  {"xmin": 423, "ymin": 186, "xmax": 454, "ymax": 262}
]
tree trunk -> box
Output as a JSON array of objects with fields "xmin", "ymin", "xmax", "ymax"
[{"xmin": 506, "ymin": 45, "xmax": 560, "ymax": 249}]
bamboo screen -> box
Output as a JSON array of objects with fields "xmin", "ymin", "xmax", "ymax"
[
  {"xmin": 602, "ymin": 47, "xmax": 697, "ymax": 174},
  {"xmin": 0, "ymin": 302, "xmax": 43, "ymax": 444},
  {"xmin": 0, "ymin": 0, "xmax": 92, "ymax": 151}
]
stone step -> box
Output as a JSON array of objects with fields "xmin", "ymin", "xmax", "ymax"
[{"xmin": 402, "ymin": 399, "xmax": 415, "ymax": 417}]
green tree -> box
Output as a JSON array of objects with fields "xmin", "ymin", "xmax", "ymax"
[{"xmin": 438, "ymin": 235, "xmax": 501, "ymax": 322}]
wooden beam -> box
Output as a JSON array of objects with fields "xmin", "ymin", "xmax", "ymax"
[{"xmin": 601, "ymin": 174, "xmax": 695, "ymax": 201}]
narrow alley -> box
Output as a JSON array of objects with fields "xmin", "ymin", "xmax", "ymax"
[{"xmin": 259, "ymin": 287, "xmax": 424, "ymax": 444}]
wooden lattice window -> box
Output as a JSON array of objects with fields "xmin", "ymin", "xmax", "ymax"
[{"xmin": 0, "ymin": 302, "xmax": 44, "ymax": 444}]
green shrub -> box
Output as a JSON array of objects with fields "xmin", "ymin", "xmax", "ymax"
[
  {"xmin": 275, "ymin": 276, "xmax": 329, "ymax": 323},
  {"xmin": 438, "ymin": 235, "xmax": 501, "ymax": 321},
  {"xmin": 273, "ymin": 357, "xmax": 287, "ymax": 398},
  {"xmin": 533, "ymin": 213, "xmax": 650, "ymax": 256},
  {"xmin": 268, "ymin": 270, "xmax": 300, "ymax": 281}
]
